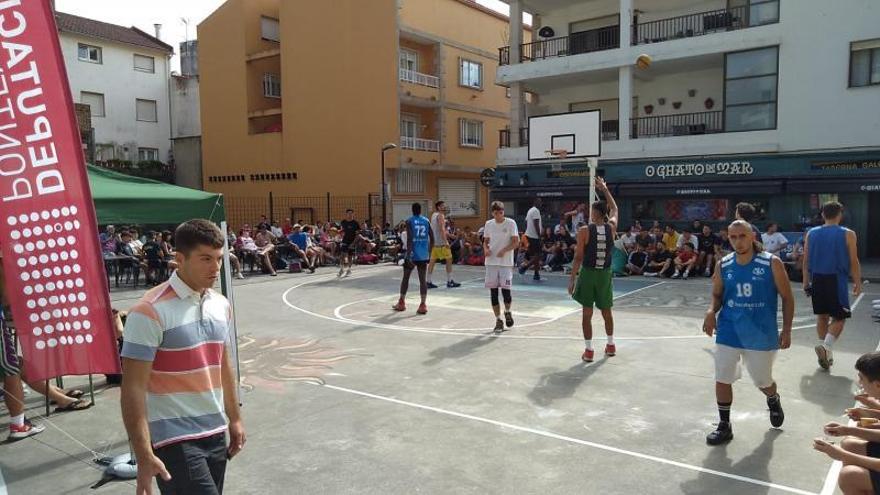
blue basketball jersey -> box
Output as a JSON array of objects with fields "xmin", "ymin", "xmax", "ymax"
[
  {"xmin": 409, "ymin": 215, "xmax": 430, "ymax": 262},
  {"xmin": 716, "ymin": 251, "xmax": 779, "ymax": 351}
]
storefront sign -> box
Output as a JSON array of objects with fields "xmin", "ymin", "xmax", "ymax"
[
  {"xmin": 813, "ymin": 160, "xmax": 880, "ymax": 171},
  {"xmin": 861, "ymin": 185, "xmax": 880, "ymax": 192},
  {"xmin": 0, "ymin": 1, "xmax": 120, "ymax": 381},
  {"xmin": 547, "ymin": 169, "xmax": 589, "ymax": 179},
  {"xmin": 536, "ymin": 191, "xmax": 564, "ymax": 197},
  {"xmin": 645, "ymin": 161, "xmax": 754, "ymax": 179},
  {"xmin": 675, "ymin": 188, "xmax": 712, "ymax": 195}
]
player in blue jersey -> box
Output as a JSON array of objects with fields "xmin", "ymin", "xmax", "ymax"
[
  {"xmin": 803, "ymin": 201, "xmax": 862, "ymax": 371},
  {"xmin": 703, "ymin": 220, "xmax": 795, "ymax": 445},
  {"xmin": 393, "ymin": 202, "xmax": 434, "ymax": 315}
]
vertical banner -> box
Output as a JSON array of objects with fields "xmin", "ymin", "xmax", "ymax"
[{"xmin": 0, "ymin": 0, "xmax": 119, "ymax": 381}]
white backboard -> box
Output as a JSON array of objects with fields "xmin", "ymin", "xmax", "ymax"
[{"xmin": 528, "ymin": 110, "xmax": 601, "ymax": 161}]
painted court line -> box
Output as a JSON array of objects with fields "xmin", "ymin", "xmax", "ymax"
[
  {"xmin": 320, "ymin": 383, "xmax": 816, "ymax": 495},
  {"xmin": 819, "ymin": 292, "xmax": 867, "ymax": 495},
  {"xmin": 0, "ymin": 467, "xmax": 6, "ymax": 495},
  {"xmin": 284, "ymin": 279, "xmax": 697, "ymax": 340}
]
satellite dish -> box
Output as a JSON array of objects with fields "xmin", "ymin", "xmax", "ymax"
[{"xmin": 538, "ymin": 26, "xmax": 555, "ymax": 38}]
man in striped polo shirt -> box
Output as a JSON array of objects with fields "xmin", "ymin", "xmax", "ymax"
[{"xmin": 121, "ymin": 219, "xmax": 245, "ymax": 495}]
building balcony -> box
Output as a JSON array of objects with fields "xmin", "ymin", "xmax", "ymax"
[
  {"xmin": 401, "ymin": 136, "xmax": 440, "ymax": 152},
  {"xmin": 631, "ymin": 111, "xmax": 723, "ymax": 138},
  {"xmin": 634, "ymin": 1, "xmax": 779, "ymax": 46},
  {"xmin": 400, "ymin": 136, "xmax": 440, "ymax": 167},
  {"xmin": 399, "ymin": 68, "xmax": 440, "ymax": 102},
  {"xmin": 499, "ymin": 24, "xmax": 620, "ymax": 66}
]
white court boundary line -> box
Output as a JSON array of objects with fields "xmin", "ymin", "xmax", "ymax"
[
  {"xmin": 283, "ymin": 278, "xmax": 701, "ymax": 340},
  {"xmin": 319, "ymin": 382, "xmax": 816, "ymax": 495},
  {"xmin": 819, "ymin": 292, "xmax": 867, "ymax": 495},
  {"xmin": 0, "ymin": 466, "xmax": 6, "ymax": 495}
]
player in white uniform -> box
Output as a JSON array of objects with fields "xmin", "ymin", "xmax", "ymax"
[{"xmin": 483, "ymin": 201, "xmax": 519, "ymax": 334}]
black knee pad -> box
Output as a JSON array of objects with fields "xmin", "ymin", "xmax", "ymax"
[
  {"xmin": 490, "ymin": 288, "xmax": 499, "ymax": 306},
  {"xmin": 501, "ymin": 289, "xmax": 512, "ymax": 304}
]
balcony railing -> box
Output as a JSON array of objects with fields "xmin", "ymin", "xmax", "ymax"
[
  {"xmin": 630, "ymin": 111, "xmax": 723, "ymax": 139},
  {"xmin": 499, "ymin": 128, "xmax": 529, "ymax": 148},
  {"xmin": 633, "ymin": 0, "xmax": 778, "ymax": 46},
  {"xmin": 499, "ymin": 25, "xmax": 620, "ymax": 65},
  {"xmin": 401, "ymin": 136, "xmax": 440, "ymax": 152},
  {"xmin": 399, "ymin": 68, "xmax": 439, "ymax": 88}
]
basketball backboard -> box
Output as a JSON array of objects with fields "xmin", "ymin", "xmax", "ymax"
[{"xmin": 528, "ymin": 110, "xmax": 601, "ymax": 161}]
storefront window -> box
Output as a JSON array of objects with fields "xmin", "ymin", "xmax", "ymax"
[
  {"xmin": 631, "ymin": 200, "xmax": 656, "ymax": 221},
  {"xmin": 665, "ymin": 199, "xmax": 729, "ymax": 222}
]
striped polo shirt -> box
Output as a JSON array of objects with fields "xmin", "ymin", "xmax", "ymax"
[{"xmin": 121, "ymin": 272, "xmax": 231, "ymax": 448}]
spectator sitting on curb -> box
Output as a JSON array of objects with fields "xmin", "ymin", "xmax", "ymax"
[{"xmin": 672, "ymin": 243, "xmax": 697, "ymax": 279}]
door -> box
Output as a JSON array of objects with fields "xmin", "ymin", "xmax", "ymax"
[
  {"xmin": 869, "ymin": 193, "xmax": 880, "ymax": 258},
  {"xmin": 400, "ymin": 113, "xmax": 419, "ymax": 148},
  {"xmin": 438, "ymin": 179, "xmax": 479, "ymax": 218},
  {"xmin": 399, "ymin": 49, "xmax": 419, "ymax": 72}
]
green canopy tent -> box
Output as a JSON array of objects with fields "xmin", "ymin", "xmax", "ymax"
[
  {"xmin": 87, "ymin": 164, "xmax": 224, "ymax": 225},
  {"xmin": 86, "ymin": 164, "xmax": 240, "ymax": 393}
]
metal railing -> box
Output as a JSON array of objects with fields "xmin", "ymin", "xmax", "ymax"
[
  {"xmin": 633, "ymin": 0, "xmax": 778, "ymax": 46},
  {"xmin": 499, "ymin": 25, "xmax": 619, "ymax": 65},
  {"xmin": 400, "ymin": 136, "xmax": 440, "ymax": 152},
  {"xmin": 498, "ymin": 128, "xmax": 529, "ymax": 148},
  {"xmin": 399, "ymin": 68, "xmax": 439, "ymax": 88},
  {"xmin": 630, "ymin": 111, "xmax": 724, "ymax": 139}
]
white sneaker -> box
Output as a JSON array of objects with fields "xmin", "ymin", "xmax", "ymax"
[
  {"xmin": 671, "ymin": 271, "xmax": 681, "ymax": 279},
  {"xmin": 643, "ymin": 272, "xmax": 658, "ymax": 277},
  {"xmin": 338, "ymin": 266, "xmax": 344, "ymax": 278},
  {"xmin": 235, "ymin": 273, "xmax": 245, "ymax": 280},
  {"xmin": 683, "ymin": 271, "xmax": 689, "ymax": 280},
  {"xmin": 345, "ymin": 268, "xmax": 352, "ymax": 277},
  {"xmin": 8, "ymin": 419, "xmax": 45, "ymax": 441}
]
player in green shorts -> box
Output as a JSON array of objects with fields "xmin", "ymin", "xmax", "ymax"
[{"xmin": 569, "ymin": 178, "xmax": 618, "ymax": 362}]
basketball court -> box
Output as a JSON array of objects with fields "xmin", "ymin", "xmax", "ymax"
[{"xmin": 0, "ymin": 266, "xmax": 876, "ymax": 493}]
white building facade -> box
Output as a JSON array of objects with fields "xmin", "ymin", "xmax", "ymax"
[
  {"xmin": 57, "ymin": 13, "xmax": 173, "ymax": 166},
  {"xmin": 493, "ymin": 0, "xmax": 880, "ymax": 256}
]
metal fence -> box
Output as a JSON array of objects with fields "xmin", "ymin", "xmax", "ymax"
[{"xmin": 224, "ymin": 192, "xmax": 379, "ymax": 230}]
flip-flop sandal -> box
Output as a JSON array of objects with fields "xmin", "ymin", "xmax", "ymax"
[
  {"xmin": 50, "ymin": 389, "xmax": 84, "ymax": 405},
  {"xmin": 54, "ymin": 398, "xmax": 92, "ymax": 413}
]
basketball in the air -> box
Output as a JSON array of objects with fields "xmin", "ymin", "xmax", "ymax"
[{"xmin": 636, "ymin": 54, "xmax": 652, "ymax": 70}]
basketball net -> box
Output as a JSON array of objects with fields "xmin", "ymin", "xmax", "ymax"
[{"xmin": 546, "ymin": 149, "xmax": 568, "ymax": 171}]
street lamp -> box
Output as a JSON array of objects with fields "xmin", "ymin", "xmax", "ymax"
[{"xmin": 381, "ymin": 143, "xmax": 397, "ymax": 230}]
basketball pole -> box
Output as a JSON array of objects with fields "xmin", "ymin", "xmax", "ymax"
[{"xmin": 588, "ymin": 157, "xmax": 597, "ymax": 206}]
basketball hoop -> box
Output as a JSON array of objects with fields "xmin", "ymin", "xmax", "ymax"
[
  {"xmin": 546, "ymin": 149, "xmax": 569, "ymax": 159},
  {"xmin": 546, "ymin": 149, "xmax": 569, "ymax": 171}
]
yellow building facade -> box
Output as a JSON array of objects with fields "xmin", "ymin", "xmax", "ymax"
[{"xmin": 199, "ymin": 0, "xmax": 524, "ymax": 229}]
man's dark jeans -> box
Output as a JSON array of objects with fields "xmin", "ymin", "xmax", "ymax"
[{"xmin": 154, "ymin": 433, "xmax": 227, "ymax": 494}]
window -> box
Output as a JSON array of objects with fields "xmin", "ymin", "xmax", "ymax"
[
  {"xmin": 459, "ymin": 119, "xmax": 483, "ymax": 148},
  {"xmin": 261, "ymin": 16, "xmax": 280, "ymax": 42},
  {"xmin": 724, "ymin": 46, "xmax": 778, "ymax": 132},
  {"xmin": 138, "ymin": 148, "xmax": 159, "ymax": 161},
  {"xmin": 80, "ymin": 92, "xmax": 105, "ymax": 117},
  {"xmin": 396, "ymin": 169, "xmax": 424, "ymax": 194},
  {"xmin": 133, "ymin": 54, "xmax": 155, "ymax": 73},
  {"xmin": 77, "ymin": 43, "xmax": 102, "ymax": 63},
  {"xmin": 850, "ymin": 39, "xmax": 880, "ymax": 87},
  {"xmin": 400, "ymin": 114, "xmax": 419, "ymax": 139},
  {"xmin": 399, "ymin": 49, "xmax": 419, "ymax": 72},
  {"xmin": 459, "ymin": 59, "xmax": 482, "ymax": 89},
  {"xmin": 263, "ymin": 73, "xmax": 281, "ymax": 98},
  {"xmin": 136, "ymin": 99, "xmax": 158, "ymax": 122}
]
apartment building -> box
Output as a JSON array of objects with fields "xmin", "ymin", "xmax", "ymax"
[
  {"xmin": 493, "ymin": 0, "xmax": 880, "ymax": 256},
  {"xmin": 199, "ymin": 0, "xmax": 527, "ymax": 228},
  {"xmin": 57, "ymin": 13, "xmax": 174, "ymax": 167}
]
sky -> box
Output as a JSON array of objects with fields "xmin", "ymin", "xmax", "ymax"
[{"xmin": 55, "ymin": 0, "xmax": 520, "ymax": 73}]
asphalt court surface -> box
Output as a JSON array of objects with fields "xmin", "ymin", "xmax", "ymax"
[{"xmin": 2, "ymin": 264, "xmax": 877, "ymax": 494}]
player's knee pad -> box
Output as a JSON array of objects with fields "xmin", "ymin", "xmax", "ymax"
[
  {"xmin": 490, "ymin": 288, "xmax": 499, "ymax": 306},
  {"xmin": 501, "ymin": 289, "xmax": 512, "ymax": 304}
]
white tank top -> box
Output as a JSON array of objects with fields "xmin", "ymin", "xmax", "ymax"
[{"xmin": 431, "ymin": 212, "xmax": 447, "ymax": 246}]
